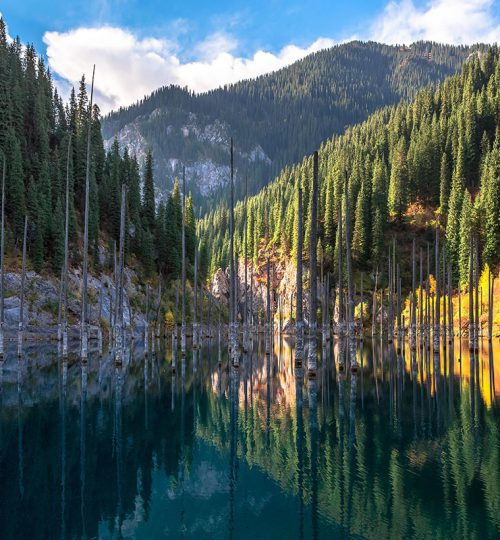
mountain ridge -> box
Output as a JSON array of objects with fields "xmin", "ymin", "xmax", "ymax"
[{"xmin": 102, "ymin": 40, "xmax": 487, "ymax": 209}]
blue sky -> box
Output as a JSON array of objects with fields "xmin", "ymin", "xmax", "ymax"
[
  {"xmin": 2, "ymin": 0, "xmax": 389, "ymax": 55},
  {"xmin": 1, "ymin": 0, "xmax": 499, "ymax": 113}
]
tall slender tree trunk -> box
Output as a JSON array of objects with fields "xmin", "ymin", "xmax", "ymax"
[
  {"xmin": 411, "ymin": 239, "xmax": 417, "ymax": 350},
  {"xmin": 468, "ymin": 233, "xmax": 474, "ymax": 351},
  {"xmin": 266, "ymin": 257, "xmax": 271, "ymax": 355},
  {"xmin": 181, "ymin": 167, "xmax": 187, "ymax": 356},
  {"xmin": 115, "ymin": 184, "xmax": 126, "ymax": 364},
  {"xmin": 229, "ymin": 138, "xmax": 238, "ymax": 364},
  {"xmin": 338, "ymin": 201, "xmax": 344, "ymax": 340},
  {"xmin": 295, "ymin": 182, "xmax": 304, "ymax": 365},
  {"xmin": 307, "ymin": 151, "xmax": 319, "ymax": 374},
  {"xmin": 243, "ymin": 175, "xmax": 248, "ymax": 351},
  {"xmin": 474, "ymin": 235, "xmax": 479, "ymax": 351},
  {"xmin": 144, "ymin": 285, "xmax": 149, "ymax": 355},
  {"xmin": 193, "ymin": 234, "xmax": 198, "ymax": 349},
  {"xmin": 434, "ymin": 226, "xmax": 440, "ymax": 354},
  {"xmin": 18, "ymin": 216, "xmax": 28, "ymax": 357},
  {"xmin": 0, "ymin": 155, "xmax": 5, "ymax": 357},
  {"xmin": 344, "ymin": 172, "xmax": 357, "ymax": 371},
  {"xmin": 80, "ymin": 66, "xmax": 95, "ymax": 361}
]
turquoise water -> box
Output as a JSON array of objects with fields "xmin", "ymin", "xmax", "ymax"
[{"xmin": 0, "ymin": 338, "xmax": 498, "ymax": 539}]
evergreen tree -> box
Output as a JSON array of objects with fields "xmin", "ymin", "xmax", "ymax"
[
  {"xmin": 482, "ymin": 143, "xmax": 500, "ymax": 267},
  {"xmin": 388, "ymin": 137, "xmax": 408, "ymax": 221},
  {"xmin": 143, "ymin": 149, "xmax": 156, "ymax": 230},
  {"xmin": 458, "ymin": 190, "xmax": 473, "ymax": 285}
]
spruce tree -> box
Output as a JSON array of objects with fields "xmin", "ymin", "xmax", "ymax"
[
  {"xmin": 388, "ymin": 137, "xmax": 408, "ymax": 221},
  {"xmin": 143, "ymin": 149, "xmax": 156, "ymax": 231},
  {"xmin": 458, "ymin": 190, "xmax": 473, "ymax": 285},
  {"xmin": 482, "ymin": 143, "xmax": 500, "ymax": 267}
]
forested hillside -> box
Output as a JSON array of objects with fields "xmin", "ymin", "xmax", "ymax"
[
  {"xmin": 0, "ymin": 18, "xmax": 198, "ymax": 281},
  {"xmin": 200, "ymin": 46, "xmax": 500, "ymax": 287},
  {"xmin": 102, "ymin": 41, "xmax": 484, "ymax": 208}
]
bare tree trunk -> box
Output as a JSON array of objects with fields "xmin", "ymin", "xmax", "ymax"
[
  {"xmin": 411, "ymin": 239, "xmax": 417, "ymax": 350},
  {"xmin": 396, "ymin": 264, "xmax": 402, "ymax": 353},
  {"xmin": 372, "ymin": 267, "xmax": 378, "ymax": 337},
  {"xmin": 307, "ymin": 151, "xmax": 319, "ymax": 375},
  {"xmin": 468, "ymin": 233, "xmax": 474, "ymax": 351},
  {"xmin": 0, "ymin": 153, "xmax": 5, "ymax": 357},
  {"xmin": 443, "ymin": 248, "xmax": 447, "ymax": 347},
  {"xmin": 434, "ymin": 226, "xmax": 440, "ymax": 354},
  {"xmin": 474, "ymin": 235, "xmax": 479, "ymax": 351},
  {"xmin": 337, "ymin": 200, "xmax": 344, "ymax": 340},
  {"xmin": 181, "ymin": 166, "xmax": 187, "ymax": 356},
  {"xmin": 144, "ymin": 285, "xmax": 149, "ymax": 355},
  {"xmin": 18, "ymin": 216, "xmax": 28, "ymax": 357},
  {"xmin": 360, "ymin": 272, "xmax": 364, "ymax": 341},
  {"xmin": 295, "ymin": 182, "xmax": 304, "ymax": 365},
  {"xmin": 448, "ymin": 262, "xmax": 453, "ymax": 344},
  {"xmin": 193, "ymin": 235, "xmax": 198, "ymax": 349},
  {"xmin": 488, "ymin": 270, "xmax": 494, "ymax": 342},
  {"xmin": 229, "ymin": 138, "xmax": 238, "ymax": 363},
  {"xmin": 80, "ymin": 66, "xmax": 95, "ymax": 362},
  {"xmin": 266, "ymin": 257, "xmax": 271, "ymax": 355},
  {"xmin": 243, "ymin": 175, "xmax": 248, "ymax": 351},
  {"xmin": 419, "ymin": 248, "xmax": 423, "ymax": 348},
  {"xmin": 115, "ymin": 184, "xmax": 126, "ymax": 364},
  {"xmin": 344, "ymin": 172, "xmax": 357, "ymax": 371}
]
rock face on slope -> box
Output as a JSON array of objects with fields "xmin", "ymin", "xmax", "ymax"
[{"xmin": 1, "ymin": 268, "xmax": 147, "ymax": 341}]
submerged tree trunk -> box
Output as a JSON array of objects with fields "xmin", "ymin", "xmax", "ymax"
[
  {"xmin": 266, "ymin": 257, "xmax": 271, "ymax": 355},
  {"xmin": 434, "ymin": 226, "xmax": 440, "ymax": 354},
  {"xmin": 229, "ymin": 138, "xmax": 238, "ymax": 364},
  {"xmin": 307, "ymin": 151, "xmax": 319, "ymax": 374},
  {"xmin": 243, "ymin": 175, "xmax": 248, "ymax": 351},
  {"xmin": 337, "ymin": 200, "xmax": 344, "ymax": 340},
  {"xmin": 344, "ymin": 172, "xmax": 357, "ymax": 371},
  {"xmin": 295, "ymin": 182, "xmax": 304, "ymax": 365},
  {"xmin": 0, "ymin": 154, "xmax": 5, "ymax": 357},
  {"xmin": 115, "ymin": 184, "xmax": 126, "ymax": 364},
  {"xmin": 18, "ymin": 216, "xmax": 28, "ymax": 356},
  {"xmin": 80, "ymin": 66, "xmax": 95, "ymax": 361},
  {"xmin": 411, "ymin": 239, "xmax": 417, "ymax": 350},
  {"xmin": 181, "ymin": 166, "xmax": 187, "ymax": 356},
  {"xmin": 468, "ymin": 233, "xmax": 474, "ymax": 351}
]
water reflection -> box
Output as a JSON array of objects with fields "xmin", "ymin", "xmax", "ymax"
[{"xmin": 0, "ymin": 337, "xmax": 497, "ymax": 539}]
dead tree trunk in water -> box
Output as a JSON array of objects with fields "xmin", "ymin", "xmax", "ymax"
[
  {"xmin": 80, "ymin": 66, "xmax": 95, "ymax": 362},
  {"xmin": 411, "ymin": 239, "xmax": 417, "ymax": 350},
  {"xmin": 229, "ymin": 138, "xmax": 238, "ymax": 362},
  {"xmin": 337, "ymin": 201, "xmax": 344, "ymax": 340},
  {"xmin": 18, "ymin": 216, "xmax": 28, "ymax": 356},
  {"xmin": 488, "ymin": 268, "xmax": 494, "ymax": 342},
  {"xmin": 307, "ymin": 152, "xmax": 319, "ymax": 375},
  {"xmin": 144, "ymin": 285, "xmax": 149, "ymax": 355},
  {"xmin": 295, "ymin": 182, "xmax": 304, "ymax": 365},
  {"xmin": 448, "ymin": 262, "xmax": 453, "ymax": 344},
  {"xmin": 434, "ymin": 225, "xmax": 440, "ymax": 354},
  {"xmin": 243, "ymin": 175, "xmax": 248, "ymax": 350},
  {"xmin": 344, "ymin": 172, "xmax": 357, "ymax": 371},
  {"xmin": 181, "ymin": 166, "xmax": 187, "ymax": 356},
  {"xmin": 474, "ymin": 236, "xmax": 479, "ymax": 351},
  {"xmin": 468, "ymin": 233, "xmax": 474, "ymax": 351},
  {"xmin": 193, "ymin": 234, "xmax": 199, "ymax": 349},
  {"xmin": 115, "ymin": 185, "xmax": 126, "ymax": 364},
  {"xmin": 266, "ymin": 257, "xmax": 271, "ymax": 355},
  {"xmin": 0, "ymin": 154, "xmax": 5, "ymax": 357}
]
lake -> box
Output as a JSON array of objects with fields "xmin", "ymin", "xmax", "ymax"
[{"xmin": 0, "ymin": 337, "xmax": 498, "ymax": 539}]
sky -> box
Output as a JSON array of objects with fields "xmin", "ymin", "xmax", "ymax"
[{"xmin": 1, "ymin": 0, "xmax": 499, "ymax": 113}]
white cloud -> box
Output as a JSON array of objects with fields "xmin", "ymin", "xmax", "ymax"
[
  {"xmin": 42, "ymin": 0, "xmax": 500, "ymax": 114},
  {"xmin": 43, "ymin": 26, "xmax": 335, "ymax": 114},
  {"xmin": 370, "ymin": 0, "xmax": 500, "ymax": 44}
]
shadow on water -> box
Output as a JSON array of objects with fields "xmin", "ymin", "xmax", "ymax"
[{"xmin": 0, "ymin": 335, "xmax": 498, "ymax": 539}]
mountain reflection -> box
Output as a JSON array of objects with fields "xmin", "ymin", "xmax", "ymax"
[{"xmin": 0, "ymin": 337, "xmax": 498, "ymax": 539}]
